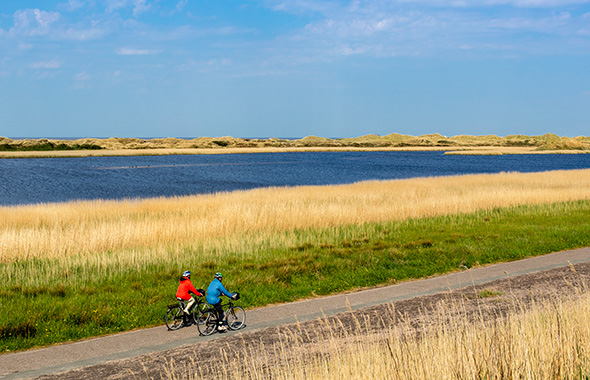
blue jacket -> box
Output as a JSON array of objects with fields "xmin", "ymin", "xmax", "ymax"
[{"xmin": 206, "ymin": 278, "xmax": 232, "ymax": 305}]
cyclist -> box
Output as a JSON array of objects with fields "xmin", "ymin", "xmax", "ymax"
[
  {"xmin": 206, "ymin": 272, "xmax": 235, "ymax": 331},
  {"xmin": 176, "ymin": 270, "xmax": 203, "ymax": 317}
]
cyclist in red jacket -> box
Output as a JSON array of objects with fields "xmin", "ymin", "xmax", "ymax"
[{"xmin": 176, "ymin": 271, "xmax": 203, "ymax": 315}]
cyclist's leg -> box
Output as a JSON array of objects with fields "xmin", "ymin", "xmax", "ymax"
[
  {"xmin": 177, "ymin": 298, "xmax": 186, "ymax": 312},
  {"xmin": 213, "ymin": 302, "xmax": 225, "ymax": 326},
  {"xmin": 184, "ymin": 297, "xmax": 195, "ymax": 314}
]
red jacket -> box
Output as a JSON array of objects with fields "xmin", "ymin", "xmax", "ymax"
[{"xmin": 176, "ymin": 277, "xmax": 202, "ymax": 300}]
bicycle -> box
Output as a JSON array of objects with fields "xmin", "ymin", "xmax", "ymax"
[
  {"xmin": 165, "ymin": 291, "xmax": 208, "ymax": 331},
  {"xmin": 197, "ymin": 292, "xmax": 246, "ymax": 336}
]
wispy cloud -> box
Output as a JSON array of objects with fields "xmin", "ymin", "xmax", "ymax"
[
  {"xmin": 58, "ymin": 0, "xmax": 85, "ymax": 12},
  {"xmin": 11, "ymin": 9, "xmax": 61, "ymax": 36},
  {"xmin": 116, "ymin": 47, "xmax": 160, "ymax": 55},
  {"xmin": 29, "ymin": 60, "xmax": 62, "ymax": 69},
  {"xmin": 266, "ymin": 0, "xmax": 590, "ymax": 60},
  {"xmin": 390, "ymin": 0, "xmax": 590, "ymax": 7},
  {"xmin": 72, "ymin": 71, "xmax": 92, "ymax": 89},
  {"xmin": 104, "ymin": 0, "xmax": 151, "ymax": 17}
]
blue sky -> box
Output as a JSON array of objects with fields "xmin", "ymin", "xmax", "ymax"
[{"xmin": 1, "ymin": 0, "xmax": 589, "ymax": 139}]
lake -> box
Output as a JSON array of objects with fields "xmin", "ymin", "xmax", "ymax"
[{"xmin": 1, "ymin": 151, "xmax": 590, "ymax": 206}]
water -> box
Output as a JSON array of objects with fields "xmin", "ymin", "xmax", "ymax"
[{"xmin": 1, "ymin": 151, "xmax": 589, "ymax": 206}]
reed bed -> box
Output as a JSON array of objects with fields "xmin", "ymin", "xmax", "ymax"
[
  {"xmin": 2, "ymin": 169, "xmax": 590, "ymax": 265},
  {"xmin": 189, "ymin": 286, "xmax": 590, "ymax": 380}
]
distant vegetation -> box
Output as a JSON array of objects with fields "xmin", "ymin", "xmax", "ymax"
[
  {"xmin": 1, "ymin": 133, "xmax": 589, "ymax": 151},
  {"xmin": 0, "ymin": 140, "xmax": 103, "ymax": 152}
]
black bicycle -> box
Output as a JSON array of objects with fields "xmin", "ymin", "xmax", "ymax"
[
  {"xmin": 197, "ymin": 292, "xmax": 246, "ymax": 336},
  {"xmin": 165, "ymin": 292, "xmax": 208, "ymax": 331}
]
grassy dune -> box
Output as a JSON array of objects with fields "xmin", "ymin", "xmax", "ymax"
[
  {"xmin": 1, "ymin": 170, "xmax": 590, "ymax": 351},
  {"xmin": 1, "ymin": 133, "xmax": 589, "ymax": 158}
]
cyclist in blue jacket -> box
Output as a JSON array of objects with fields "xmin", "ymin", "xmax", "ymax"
[{"xmin": 206, "ymin": 272, "xmax": 234, "ymax": 331}]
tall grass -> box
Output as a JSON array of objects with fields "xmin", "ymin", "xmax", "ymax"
[
  {"xmin": 188, "ymin": 284, "xmax": 590, "ymax": 380},
  {"xmin": 2, "ymin": 169, "xmax": 590, "ymax": 264}
]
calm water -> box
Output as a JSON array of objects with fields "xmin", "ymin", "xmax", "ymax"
[{"xmin": 1, "ymin": 151, "xmax": 590, "ymax": 206}]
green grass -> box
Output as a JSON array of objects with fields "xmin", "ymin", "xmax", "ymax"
[{"xmin": 1, "ymin": 200, "xmax": 590, "ymax": 352}]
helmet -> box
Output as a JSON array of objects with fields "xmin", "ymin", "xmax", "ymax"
[
  {"xmin": 214, "ymin": 272, "xmax": 223, "ymax": 280},
  {"xmin": 182, "ymin": 270, "xmax": 191, "ymax": 278}
]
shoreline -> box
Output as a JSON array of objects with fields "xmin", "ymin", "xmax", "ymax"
[{"xmin": 1, "ymin": 146, "xmax": 589, "ymax": 159}]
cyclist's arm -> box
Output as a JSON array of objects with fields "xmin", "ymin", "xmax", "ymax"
[
  {"xmin": 187, "ymin": 281, "xmax": 204, "ymax": 297},
  {"xmin": 219, "ymin": 283, "xmax": 232, "ymax": 298}
]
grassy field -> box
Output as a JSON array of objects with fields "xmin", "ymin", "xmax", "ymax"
[{"xmin": 1, "ymin": 170, "xmax": 590, "ymax": 352}]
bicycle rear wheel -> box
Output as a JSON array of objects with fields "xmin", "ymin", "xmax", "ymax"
[
  {"xmin": 165, "ymin": 306, "xmax": 184, "ymax": 331},
  {"xmin": 226, "ymin": 306, "xmax": 246, "ymax": 331},
  {"xmin": 197, "ymin": 310, "xmax": 218, "ymax": 336}
]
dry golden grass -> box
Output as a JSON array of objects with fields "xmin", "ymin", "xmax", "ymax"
[
  {"xmin": 194, "ymin": 285, "xmax": 590, "ymax": 380},
  {"xmin": 2, "ymin": 169, "xmax": 590, "ymax": 265},
  {"xmin": 444, "ymin": 146, "xmax": 590, "ymax": 155}
]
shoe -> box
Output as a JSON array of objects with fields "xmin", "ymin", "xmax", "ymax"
[{"xmin": 217, "ymin": 325, "xmax": 227, "ymax": 332}]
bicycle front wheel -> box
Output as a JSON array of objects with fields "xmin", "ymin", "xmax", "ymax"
[
  {"xmin": 192, "ymin": 302, "xmax": 209, "ymax": 326},
  {"xmin": 165, "ymin": 306, "xmax": 184, "ymax": 331},
  {"xmin": 226, "ymin": 306, "xmax": 246, "ymax": 331},
  {"xmin": 197, "ymin": 310, "xmax": 218, "ymax": 336}
]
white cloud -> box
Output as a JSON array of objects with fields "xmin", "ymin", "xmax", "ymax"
[
  {"xmin": 30, "ymin": 60, "xmax": 62, "ymax": 69},
  {"xmin": 58, "ymin": 0, "xmax": 85, "ymax": 12},
  {"xmin": 493, "ymin": 0, "xmax": 590, "ymax": 7},
  {"xmin": 132, "ymin": 0, "xmax": 150, "ymax": 16},
  {"xmin": 267, "ymin": 0, "xmax": 590, "ymax": 61},
  {"xmin": 60, "ymin": 25, "xmax": 109, "ymax": 41},
  {"xmin": 396, "ymin": 0, "xmax": 590, "ymax": 7},
  {"xmin": 72, "ymin": 71, "xmax": 93, "ymax": 89},
  {"xmin": 12, "ymin": 9, "xmax": 61, "ymax": 36},
  {"xmin": 116, "ymin": 47, "xmax": 159, "ymax": 55},
  {"xmin": 176, "ymin": 0, "xmax": 188, "ymax": 12},
  {"xmin": 104, "ymin": 0, "xmax": 128, "ymax": 13},
  {"xmin": 271, "ymin": 1, "xmax": 338, "ymax": 14},
  {"xmin": 18, "ymin": 43, "xmax": 34, "ymax": 50},
  {"xmin": 75, "ymin": 71, "xmax": 90, "ymax": 81},
  {"xmin": 488, "ymin": 12, "xmax": 572, "ymax": 31},
  {"xmin": 104, "ymin": 0, "xmax": 151, "ymax": 16}
]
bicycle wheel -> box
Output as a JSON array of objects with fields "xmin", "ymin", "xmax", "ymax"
[
  {"xmin": 226, "ymin": 306, "xmax": 246, "ymax": 331},
  {"xmin": 197, "ymin": 310, "xmax": 218, "ymax": 336},
  {"xmin": 165, "ymin": 306, "xmax": 184, "ymax": 331},
  {"xmin": 192, "ymin": 302, "xmax": 208, "ymax": 326}
]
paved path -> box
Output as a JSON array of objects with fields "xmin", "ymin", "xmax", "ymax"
[{"xmin": 2, "ymin": 247, "xmax": 590, "ymax": 380}]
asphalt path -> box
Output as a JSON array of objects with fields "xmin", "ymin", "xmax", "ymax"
[{"xmin": 2, "ymin": 247, "xmax": 590, "ymax": 380}]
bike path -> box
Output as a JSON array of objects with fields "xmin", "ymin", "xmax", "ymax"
[{"xmin": 1, "ymin": 247, "xmax": 590, "ymax": 380}]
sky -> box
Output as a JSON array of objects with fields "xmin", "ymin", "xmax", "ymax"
[{"xmin": 0, "ymin": 1, "xmax": 589, "ymax": 139}]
